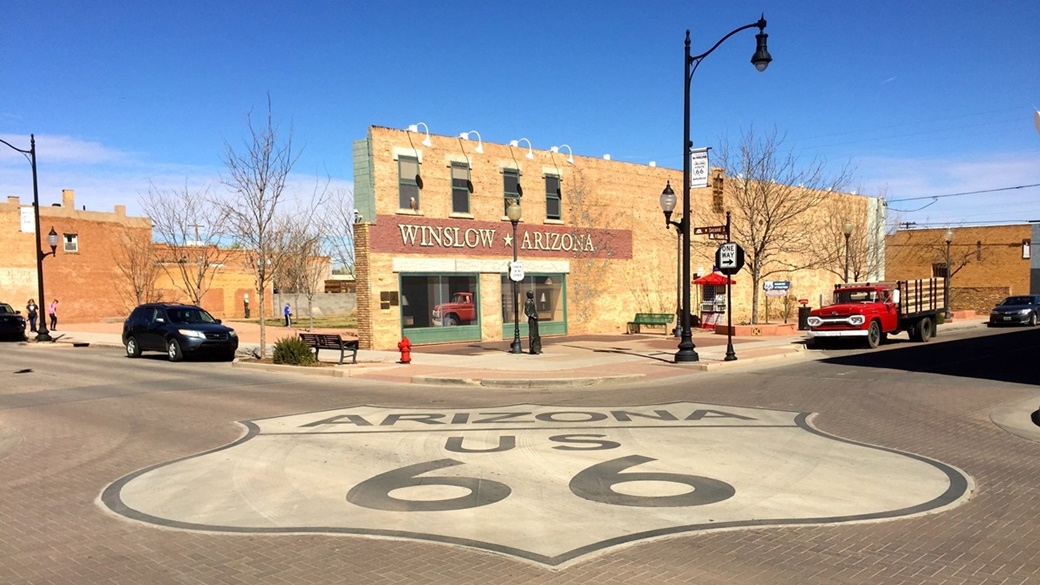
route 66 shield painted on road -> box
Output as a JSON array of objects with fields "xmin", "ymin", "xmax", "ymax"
[{"xmin": 102, "ymin": 403, "xmax": 972, "ymax": 566}]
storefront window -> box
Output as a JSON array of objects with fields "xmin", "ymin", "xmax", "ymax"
[
  {"xmin": 500, "ymin": 274, "xmax": 563, "ymax": 324},
  {"xmin": 400, "ymin": 274, "xmax": 479, "ymax": 329}
]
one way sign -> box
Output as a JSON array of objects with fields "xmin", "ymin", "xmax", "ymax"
[{"xmin": 715, "ymin": 242, "xmax": 745, "ymax": 276}]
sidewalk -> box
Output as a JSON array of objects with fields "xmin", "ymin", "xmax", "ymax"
[{"xmin": 37, "ymin": 317, "xmax": 990, "ymax": 388}]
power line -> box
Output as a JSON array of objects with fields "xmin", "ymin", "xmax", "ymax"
[{"xmin": 886, "ymin": 182, "xmax": 1040, "ymax": 203}]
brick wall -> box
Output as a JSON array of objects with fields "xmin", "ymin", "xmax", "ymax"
[
  {"xmin": 887, "ymin": 225, "xmax": 1031, "ymax": 312},
  {"xmin": 354, "ymin": 126, "xmax": 874, "ymax": 348}
]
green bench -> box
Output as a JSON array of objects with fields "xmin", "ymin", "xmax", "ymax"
[{"xmin": 626, "ymin": 313, "xmax": 675, "ymax": 334}]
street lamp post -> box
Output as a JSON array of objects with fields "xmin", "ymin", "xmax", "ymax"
[
  {"xmin": 944, "ymin": 228, "xmax": 953, "ymax": 319},
  {"xmin": 843, "ymin": 219, "xmax": 853, "ymax": 283},
  {"xmin": 660, "ymin": 16, "xmax": 772, "ymax": 364},
  {"xmin": 0, "ymin": 134, "xmax": 58, "ymax": 342},
  {"xmin": 659, "ymin": 182, "xmax": 683, "ymax": 338},
  {"xmin": 506, "ymin": 199, "xmax": 523, "ymax": 354}
]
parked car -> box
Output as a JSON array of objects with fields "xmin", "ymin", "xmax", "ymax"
[
  {"xmin": 122, "ymin": 303, "xmax": 238, "ymax": 361},
  {"xmin": 0, "ymin": 302, "xmax": 27, "ymax": 341},
  {"xmin": 988, "ymin": 295, "xmax": 1040, "ymax": 327}
]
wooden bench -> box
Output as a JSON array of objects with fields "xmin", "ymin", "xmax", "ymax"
[
  {"xmin": 299, "ymin": 333, "xmax": 358, "ymax": 364},
  {"xmin": 626, "ymin": 313, "xmax": 675, "ymax": 334}
]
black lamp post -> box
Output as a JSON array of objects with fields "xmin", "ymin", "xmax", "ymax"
[
  {"xmin": 660, "ymin": 16, "xmax": 772, "ymax": 364},
  {"xmin": 843, "ymin": 219, "xmax": 853, "ymax": 283},
  {"xmin": 944, "ymin": 227, "xmax": 953, "ymax": 319},
  {"xmin": 659, "ymin": 182, "xmax": 683, "ymax": 337},
  {"xmin": 506, "ymin": 199, "xmax": 523, "ymax": 354},
  {"xmin": 0, "ymin": 134, "xmax": 58, "ymax": 342}
]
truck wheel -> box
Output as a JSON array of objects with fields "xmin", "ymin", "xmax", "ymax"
[
  {"xmin": 916, "ymin": 317, "xmax": 933, "ymax": 342},
  {"xmin": 446, "ymin": 315, "xmax": 460, "ymax": 326},
  {"xmin": 866, "ymin": 321, "xmax": 881, "ymax": 349}
]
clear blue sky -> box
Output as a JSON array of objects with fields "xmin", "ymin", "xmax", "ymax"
[{"xmin": 3, "ymin": 1, "xmax": 1038, "ymax": 228}]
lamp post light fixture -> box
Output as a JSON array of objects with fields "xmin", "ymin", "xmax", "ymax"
[
  {"xmin": 944, "ymin": 227, "xmax": 953, "ymax": 319},
  {"xmin": 661, "ymin": 15, "xmax": 772, "ymax": 364},
  {"xmin": 659, "ymin": 182, "xmax": 683, "ymax": 337},
  {"xmin": 0, "ymin": 134, "xmax": 58, "ymax": 342},
  {"xmin": 842, "ymin": 219, "xmax": 853, "ymax": 283},
  {"xmin": 506, "ymin": 199, "xmax": 524, "ymax": 354}
]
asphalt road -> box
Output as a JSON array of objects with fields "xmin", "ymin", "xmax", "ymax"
[{"xmin": 1, "ymin": 325, "xmax": 1038, "ymax": 584}]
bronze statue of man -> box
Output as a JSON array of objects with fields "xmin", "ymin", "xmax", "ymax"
[{"xmin": 524, "ymin": 290, "xmax": 541, "ymax": 354}]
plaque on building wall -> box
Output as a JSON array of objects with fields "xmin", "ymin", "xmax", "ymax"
[{"xmin": 20, "ymin": 207, "xmax": 34, "ymax": 233}]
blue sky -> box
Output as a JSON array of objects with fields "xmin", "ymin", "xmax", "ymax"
[{"xmin": 2, "ymin": 1, "xmax": 1038, "ymax": 228}]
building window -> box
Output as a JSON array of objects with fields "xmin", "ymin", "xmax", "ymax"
[
  {"xmin": 503, "ymin": 168, "xmax": 521, "ymax": 215},
  {"xmin": 399, "ymin": 156, "xmax": 420, "ymax": 210},
  {"xmin": 932, "ymin": 263, "xmax": 948, "ymax": 278},
  {"xmin": 500, "ymin": 274, "xmax": 563, "ymax": 324},
  {"xmin": 1024, "ymin": 239, "xmax": 1032, "ymax": 259},
  {"xmin": 400, "ymin": 274, "xmax": 479, "ymax": 329},
  {"xmin": 63, "ymin": 233, "xmax": 78, "ymax": 253},
  {"xmin": 451, "ymin": 162, "xmax": 470, "ymax": 214},
  {"xmin": 545, "ymin": 174, "xmax": 561, "ymax": 220}
]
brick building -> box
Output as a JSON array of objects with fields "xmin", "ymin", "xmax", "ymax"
[
  {"xmin": 886, "ymin": 224, "xmax": 1039, "ymax": 314},
  {"xmin": 352, "ymin": 126, "xmax": 877, "ymax": 350},
  {"xmin": 1, "ymin": 189, "xmax": 270, "ymax": 324}
]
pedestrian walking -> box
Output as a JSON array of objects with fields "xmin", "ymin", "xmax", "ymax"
[
  {"xmin": 25, "ymin": 299, "xmax": 38, "ymax": 333},
  {"xmin": 284, "ymin": 302, "xmax": 292, "ymax": 327},
  {"xmin": 48, "ymin": 299, "xmax": 58, "ymax": 330}
]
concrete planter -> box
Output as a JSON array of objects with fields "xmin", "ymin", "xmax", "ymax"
[{"xmin": 714, "ymin": 323, "xmax": 798, "ymax": 336}]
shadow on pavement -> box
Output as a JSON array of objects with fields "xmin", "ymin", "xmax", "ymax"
[{"xmin": 819, "ymin": 327, "xmax": 1040, "ymax": 386}]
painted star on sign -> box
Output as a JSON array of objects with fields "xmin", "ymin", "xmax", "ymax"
[{"xmin": 503, "ymin": 233, "xmax": 513, "ymax": 247}]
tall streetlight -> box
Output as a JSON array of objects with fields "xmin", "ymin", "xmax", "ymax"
[
  {"xmin": 0, "ymin": 134, "xmax": 58, "ymax": 342},
  {"xmin": 659, "ymin": 16, "xmax": 772, "ymax": 363},
  {"xmin": 843, "ymin": 219, "xmax": 853, "ymax": 283},
  {"xmin": 506, "ymin": 199, "xmax": 524, "ymax": 354},
  {"xmin": 659, "ymin": 182, "xmax": 683, "ymax": 337},
  {"xmin": 944, "ymin": 228, "xmax": 953, "ymax": 319}
]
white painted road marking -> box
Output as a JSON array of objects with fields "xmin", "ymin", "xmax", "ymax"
[{"xmin": 103, "ymin": 403, "xmax": 972, "ymax": 566}]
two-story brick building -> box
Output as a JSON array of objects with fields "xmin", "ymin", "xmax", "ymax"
[
  {"xmin": 886, "ymin": 224, "xmax": 1039, "ymax": 314},
  {"xmin": 1, "ymin": 189, "xmax": 270, "ymax": 323},
  {"xmin": 351, "ymin": 126, "xmax": 877, "ymax": 350}
]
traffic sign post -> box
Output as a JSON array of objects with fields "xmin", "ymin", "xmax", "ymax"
[{"xmin": 718, "ymin": 212, "xmax": 741, "ymax": 361}]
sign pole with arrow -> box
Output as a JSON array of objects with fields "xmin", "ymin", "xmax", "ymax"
[{"xmin": 713, "ymin": 211, "xmax": 744, "ymax": 361}]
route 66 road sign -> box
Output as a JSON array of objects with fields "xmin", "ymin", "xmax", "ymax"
[{"xmin": 103, "ymin": 402, "xmax": 971, "ymax": 567}]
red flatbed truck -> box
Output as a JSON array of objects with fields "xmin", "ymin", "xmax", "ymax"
[{"xmin": 806, "ymin": 278, "xmax": 947, "ymax": 349}]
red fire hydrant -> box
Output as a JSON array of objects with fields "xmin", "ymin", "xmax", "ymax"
[{"xmin": 397, "ymin": 336, "xmax": 412, "ymax": 364}]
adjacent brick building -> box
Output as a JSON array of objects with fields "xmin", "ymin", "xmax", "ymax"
[
  {"xmin": 352, "ymin": 126, "xmax": 877, "ymax": 350},
  {"xmin": 886, "ymin": 224, "xmax": 1038, "ymax": 314},
  {"xmin": 1, "ymin": 189, "xmax": 270, "ymax": 323}
]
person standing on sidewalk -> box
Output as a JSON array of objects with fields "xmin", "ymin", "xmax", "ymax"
[
  {"xmin": 48, "ymin": 299, "xmax": 58, "ymax": 331},
  {"xmin": 25, "ymin": 299, "xmax": 38, "ymax": 333},
  {"xmin": 525, "ymin": 290, "xmax": 541, "ymax": 354},
  {"xmin": 284, "ymin": 302, "xmax": 292, "ymax": 327}
]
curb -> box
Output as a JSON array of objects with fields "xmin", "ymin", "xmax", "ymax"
[{"xmin": 411, "ymin": 374, "xmax": 647, "ymax": 388}]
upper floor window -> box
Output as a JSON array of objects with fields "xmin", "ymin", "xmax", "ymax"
[
  {"xmin": 63, "ymin": 233, "xmax": 78, "ymax": 253},
  {"xmin": 451, "ymin": 162, "xmax": 470, "ymax": 214},
  {"xmin": 932, "ymin": 263, "xmax": 948, "ymax": 278},
  {"xmin": 503, "ymin": 168, "xmax": 521, "ymax": 215},
  {"xmin": 399, "ymin": 156, "xmax": 420, "ymax": 211},
  {"xmin": 545, "ymin": 174, "xmax": 561, "ymax": 220}
]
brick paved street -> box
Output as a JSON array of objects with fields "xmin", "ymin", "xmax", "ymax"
[{"xmin": 1, "ymin": 330, "xmax": 1039, "ymax": 584}]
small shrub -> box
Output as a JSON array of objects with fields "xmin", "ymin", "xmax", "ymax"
[{"xmin": 273, "ymin": 336, "xmax": 317, "ymax": 365}]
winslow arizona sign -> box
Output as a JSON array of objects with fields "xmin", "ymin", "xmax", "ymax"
[
  {"xmin": 102, "ymin": 402, "xmax": 971, "ymax": 567},
  {"xmin": 367, "ymin": 215, "xmax": 633, "ymax": 259}
]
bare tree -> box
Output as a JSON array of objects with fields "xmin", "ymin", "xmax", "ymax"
[
  {"xmin": 278, "ymin": 214, "xmax": 330, "ymax": 330},
  {"xmin": 113, "ymin": 224, "xmax": 163, "ymax": 311},
  {"xmin": 324, "ymin": 186, "xmax": 357, "ymax": 278},
  {"xmin": 219, "ymin": 98, "xmax": 328, "ymax": 357},
  {"xmin": 141, "ymin": 182, "xmax": 231, "ymax": 306},
  {"xmin": 714, "ymin": 127, "xmax": 852, "ymax": 323}
]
